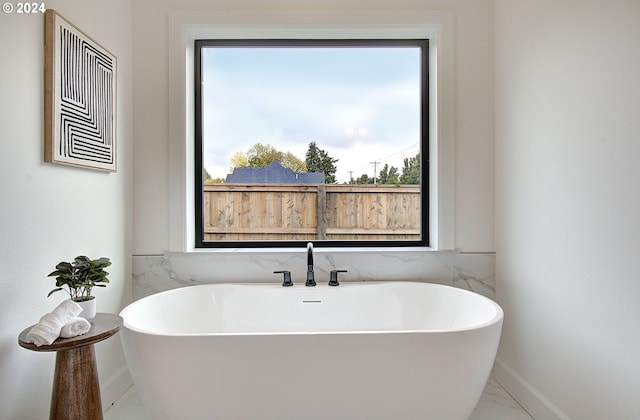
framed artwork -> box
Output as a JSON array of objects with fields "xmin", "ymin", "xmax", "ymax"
[{"xmin": 44, "ymin": 9, "xmax": 117, "ymax": 172}]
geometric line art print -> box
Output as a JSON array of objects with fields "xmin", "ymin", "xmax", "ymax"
[{"xmin": 44, "ymin": 9, "xmax": 117, "ymax": 172}]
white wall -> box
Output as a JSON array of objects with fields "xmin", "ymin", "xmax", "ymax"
[
  {"xmin": 495, "ymin": 0, "xmax": 640, "ymax": 418},
  {"xmin": 132, "ymin": 0, "xmax": 495, "ymax": 254},
  {"xmin": 0, "ymin": 1, "xmax": 133, "ymax": 418}
]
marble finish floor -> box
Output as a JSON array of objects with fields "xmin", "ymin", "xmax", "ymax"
[{"xmin": 105, "ymin": 377, "xmax": 532, "ymax": 420}]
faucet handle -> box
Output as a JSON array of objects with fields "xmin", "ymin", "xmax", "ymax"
[
  {"xmin": 329, "ymin": 270, "xmax": 348, "ymax": 286},
  {"xmin": 274, "ymin": 270, "xmax": 293, "ymax": 287}
]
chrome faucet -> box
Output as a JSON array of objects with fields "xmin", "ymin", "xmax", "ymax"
[{"xmin": 306, "ymin": 242, "xmax": 316, "ymax": 286}]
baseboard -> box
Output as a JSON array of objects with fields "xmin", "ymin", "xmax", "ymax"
[
  {"xmin": 100, "ymin": 365, "xmax": 133, "ymax": 412},
  {"xmin": 494, "ymin": 358, "xmax": 570, "ymax": 420}
]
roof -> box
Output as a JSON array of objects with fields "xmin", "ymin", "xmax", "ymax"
[{"xmin": 225, "ymin": 161, "xmax": 325, "ymax": 184}]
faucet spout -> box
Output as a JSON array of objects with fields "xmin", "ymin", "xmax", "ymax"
[{"xmin": 306, "ymin": 242, "xmax": 316, "ymax": 286}]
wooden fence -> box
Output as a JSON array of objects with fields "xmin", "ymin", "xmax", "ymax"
[{"xmin": 203, "ymin": 183, "xmax": 421, "ymax": 241}]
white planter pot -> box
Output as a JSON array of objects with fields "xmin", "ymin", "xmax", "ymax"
[{"xmin": 76, "ymin": 297, "xmax": 96, "ymax": 320}]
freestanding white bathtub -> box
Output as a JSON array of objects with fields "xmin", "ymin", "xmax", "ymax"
[{"xmin": 120, "ymin": 282, "xmax": 503, "ymax": 420}]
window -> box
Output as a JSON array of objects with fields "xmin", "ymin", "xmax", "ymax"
[{"xmin": 194, "ymin": 39, "xmax": 429, "ymax": 248}]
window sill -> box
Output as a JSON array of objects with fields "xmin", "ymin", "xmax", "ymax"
[{"xmin": 178, "ymin": 246, "xmax": 452, "ymax": 255}]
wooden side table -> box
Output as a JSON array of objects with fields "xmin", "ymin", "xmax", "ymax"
[{"xmin": 18, "ymin": 313, "xmax": 123, "ymax": 420}]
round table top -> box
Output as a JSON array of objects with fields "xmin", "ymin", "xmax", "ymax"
[{"xmin": 18, "ymin": 313, "xmax": 122, "ymax": 352}]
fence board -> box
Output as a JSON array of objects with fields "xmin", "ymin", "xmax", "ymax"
[{"xmin": 202, "ymin": 183, "xmax": 420, "ymax": 241}]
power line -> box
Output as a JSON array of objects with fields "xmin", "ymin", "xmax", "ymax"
[
  {"xmin": 374, "ymin": 143, "xmax": 420, "ymax": 163},
  {"xmin": 349, "ymin": 143, "xmax": 420, "ymax": 175}
]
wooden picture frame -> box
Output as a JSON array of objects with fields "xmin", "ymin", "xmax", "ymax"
[{"xmin": 44, "ymin": 9, "xmax": 117, "ymax": 172}]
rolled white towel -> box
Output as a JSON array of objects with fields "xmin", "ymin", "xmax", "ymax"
[
  {"xmin": 26, "ymin": 300, "xmax": 83, "ymax": 346},
  {"xmin": 60, "ymin": 317, "xmax": 91, "ymax": 338}
]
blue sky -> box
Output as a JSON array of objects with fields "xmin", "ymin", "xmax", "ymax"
[{"xmin": 201, "ymin": 46, "xmax": 421, "ymax": 183}]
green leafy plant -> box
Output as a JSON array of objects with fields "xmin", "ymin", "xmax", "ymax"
[{"xmin": 47, "ymin": 256, "xmax": 111, "ymax": 302}]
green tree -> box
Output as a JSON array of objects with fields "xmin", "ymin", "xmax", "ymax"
[
  {"xmin": 354, "ymin": 173, "xmax": 373, "ymax": 184},
  {"xmin": 204, "ymin": 168, "xmax": 225, "ymax": 184},
  {"xmin": 280, "ymin": 151, "xmax": 307, "ymax": 173},
  {"xmin": 229, "ymin": 143, "xmax": 306, "ymax": 172},
  {"xmin": 378, "ymin": 164, "xmax": 400, "ymax": 184},
  {"xmin": 305, "ymin": 141, "xmax": 338, "ymax": 184},
  {"xmin": 399, "ymin": 153, "xmax": 421, "ymax": 184},
  {"xmin": 203, "ymin": 168, "xmax": 214, "ymax": 184},
  {"xmin": 247, "ymin": 143, "xmax": 282, "ymax": 167},
  {"xmin": 229, "ymin": 151, "xmax": 248, "ymax": 172}
]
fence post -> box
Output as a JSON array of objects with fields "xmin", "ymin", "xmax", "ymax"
[{"xmin": 316, "ymin": 185, "xmax": 327, "ymax": 240}]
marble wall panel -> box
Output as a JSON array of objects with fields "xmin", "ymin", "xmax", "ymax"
[{"xmin": 132, "ymin": 250, "xmax": 495, "ymax": 301}]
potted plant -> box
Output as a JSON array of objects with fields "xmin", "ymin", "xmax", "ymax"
[{"xmin": 47, "ymin": 256, "xmax": 111, "ymax": 319}]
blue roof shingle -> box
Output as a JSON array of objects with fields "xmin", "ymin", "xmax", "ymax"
[{"xmin": 225, "ymin": 161, "xmax": 325, "ymax": 184}]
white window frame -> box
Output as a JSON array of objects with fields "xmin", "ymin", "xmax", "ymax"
[{"xmin": 168, "ymin": 10, "xmax": 455, "ymax": 252}]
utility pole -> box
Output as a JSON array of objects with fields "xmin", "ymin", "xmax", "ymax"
[
  {"xmin": 348, "ymin": 171, "xmax": 354, "ymax": 184},
  {"xmin": 370, "ymin": 161, "xmax": 380, "ymax": 184}
]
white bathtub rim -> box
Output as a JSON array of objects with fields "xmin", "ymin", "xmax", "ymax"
[{"xmin": 120, "ymin": 281, "xmax": 503, "ymax": 337}]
